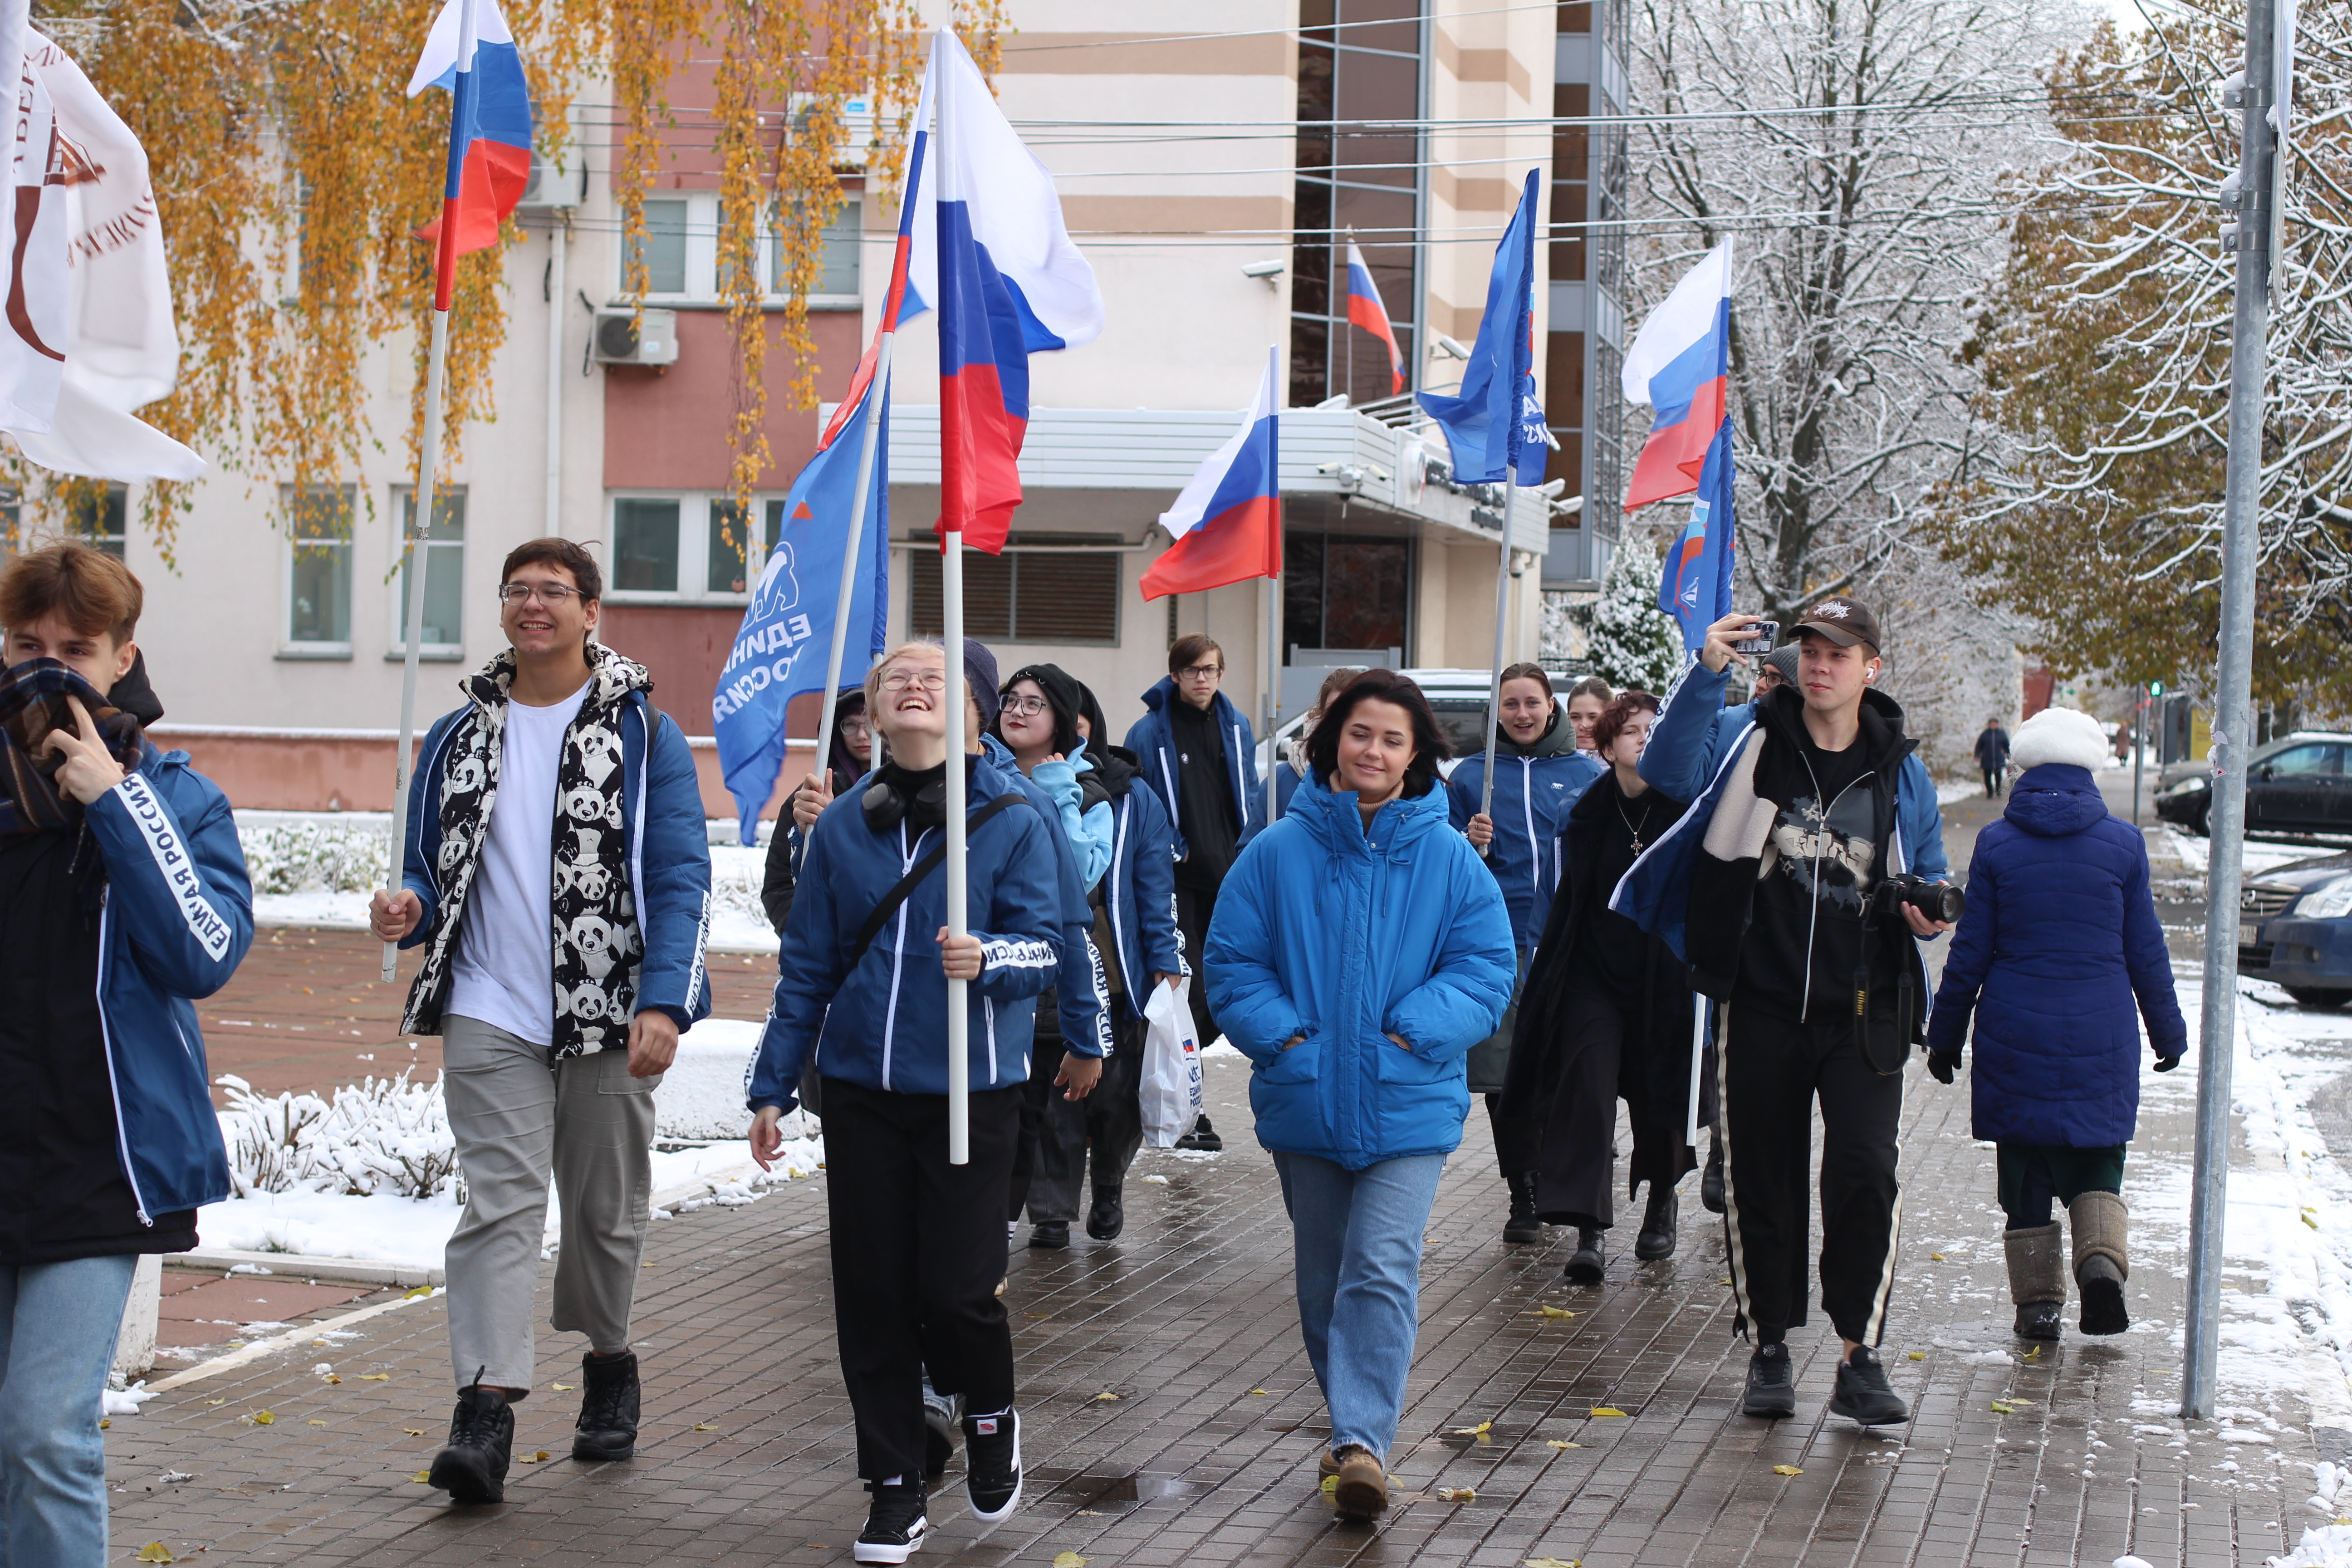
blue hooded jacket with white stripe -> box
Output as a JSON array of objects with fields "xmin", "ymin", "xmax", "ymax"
[
  {"xmin": 82, "ymin": 747, "xmax": 255, "ymax": 1218},
  {"xmin": 1096, "ymin": 764, "xmax": 1188, "ymax": 1011},
  {"xmin": 1123, "ymin": 676, "xmax": 1264, "ymax": 858},
  {"xmin": 1445, "ymin": 721, "xmax": 1603, "ymax": 948},
  {"xmin": 1204, "ymin": 768, "xmax": 1517, "ymax": 1170},
  {"xmin": 748, "ymin": 748, "xmax": 1069, "ymax": 1109},
  {"xmin": 982, "ymin": 734, "xmax": 1110, "ymax": 1061}
]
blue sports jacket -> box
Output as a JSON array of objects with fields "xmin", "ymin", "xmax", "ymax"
[
  {"xmin": 749, "ymin": 748, "xmax": 1069, "ymax": 1109},
  {"xmin": 1204, "ymin": 769, "xmax": 1516, "ymax": 1169},
  {"xmin": 1615, "ymin": 666, "xmax": 1948, "ymax": 980},
  {"xmin": 83, "ymin": 749, "xmax": 254, "ymax": 1219},
  {"xmin": 1446, "ymin": 740, "xmax": 1603, "ymax": 948},
  {"xmin": 1098, "ymin": 773, "xmax": 1187, "ymax": 1013},
  {"xmin": 1123, "ymin": 677, "xmax": 1264, "ymax": 859},
  {"xmin": 1927, "ymin": 763, "xmax": 2186, "ymax": 1146}
]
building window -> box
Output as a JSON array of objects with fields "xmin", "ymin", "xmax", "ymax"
[
  {"xmin": 65, "ymin": 482, "xmax": 127, "ymax": 558},
  {"xmin": 1291, "ymin": 0, "xmax": 1423, "ymax": 409},
  {"xmin": 774, "ymin": 200, "xmax": 862, "ymax": 298},
  {"xmin": 622, "ymin": 193, "xmax": 865, "ymax": 304},
  {"xmin": 613, "ymin": 497, "xmax": 683, "ymax": 592},
  {"xmin": 607, "ymin": 493, "xmax": 773, "ymax": 602},
  {"xmin": 709, "ymin": 500, "xmax": 752, "ymax": 594},
  {"xmin": 908, "ymin": 537, "xmax": 1120, "ymax": 644},
  {"xmin": 390, "ymin": 485, "xmax": 466, "ymax": 657},
  {"xmin": 282, "ymin": 484, "xmax": 355, "ymax": 655},
  {"xmin": 626, "ymin": 198, "xmax": 692, "ymax": 295},
  {"xmin": 1284, "ymin": 519, "xmax": 1412, "ymax": 656}
]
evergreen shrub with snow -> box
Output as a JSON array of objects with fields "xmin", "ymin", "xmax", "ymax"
[
  {"xmin": 238, "ymin": 819, "xmax": 392, "ymax": 896},
  {"xmin": 1586, "ymin": 529, "xmax": 1686, "ymax": 695},
  {"xmin": 217, "ymin": 1070, "xmax": 461, "ymax": 1201}
]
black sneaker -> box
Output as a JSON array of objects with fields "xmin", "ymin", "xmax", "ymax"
[
  {"xmin": 961, "ymin": 1407, "xmax": 1023, "ymax": 1524},
  {"xmin": 1174, "ymin": 1114, "xmax": 1223, "ymax": 1152},
  {"xmin": 1086, "ymin": 1186, "xmax": 1125, "ymax": 1241},
  {"xmin": 1029, "ymin": 1221, "xmax": 1069, "ymax": 1250},
  {"xmin": 1701, "ymin": 1141, "xmax": 1726, "ymax": 1215},
  {"xmin": 1563, "ymin": 1227, "xmax": 1605, "ymax": 1285},
  {"xmin": 1742, "ymin": 1343, "xmax": 1796, "ymax": 1419},
  {"xmin": 1502, "ymin": 1171, "xmax": 1544, "ymax": 1244},
  {"xmin": 854, "ymin": 1480, "xmax": 928, "ymax": 1564},
  {"xmin": 2014, "ymin": 1300, "xmax": 2063, "ymax": 1341},
  {"xmin": 572, "ymin": 1350, "xmax": 640, "ymax": 1461},
  {"xmin": 427, "ymin": 1382, "xmax": 514, "ymax": 1504},
  {"xmin": 1828, "ymin": 1346, "xmax": 1910, "ymax": 1426},
  {"xmin": 2078, "ymin": 1254, "xmax": 2129, "ymax": 1336}
]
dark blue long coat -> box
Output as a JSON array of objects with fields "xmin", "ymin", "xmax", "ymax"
[{"xmin": 1926, "ymin": 763, "xmax": 2188, "ymax": 1147}]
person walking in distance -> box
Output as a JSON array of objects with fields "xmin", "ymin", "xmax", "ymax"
[
  {"xmin": 1125, "ymin": 633, "xmax": 1264, "ymax": 1149},
  {"xmin": 1617, "ymin": 598, "xmax": 1954, "ymax": 1426},
  {"xmin": 1206, "ymin": 671, "xmax": 1516, "ymax": 1522},
  {"xmin": 747, "ymin": 640, "xmax": 1067, "ymax": 1564},
  {"xmin": 1975, "ymin": 717, "xmax": 2013, "ymax": 799},
  {"xmin": 1925, "ymin": 706, "xmax": 2184, "ymax": 1341},
  {"xmin": 1448, "ymin": 663, "xmax": 1602, "ymax": 1242},
  {"xmin": 371, "ymin": 538, "xmax": 714, "ymax": 1504},
  {"xmin": 0, "ymin": 545, "xmax": 254, "ymax": 1566},
  {"xmin": 1502, "ymin": 691, "xmax": 1709, "ymax": 1281}
]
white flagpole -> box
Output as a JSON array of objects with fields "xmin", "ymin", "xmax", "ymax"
[
  {"xmin": 936, "ymin": 39, "xmax": 970, "ymax": 1167},
  {"xmin": 1477, "ymin": 489, "xmax": 1510, "ymax": 834},
  {"xmin": 808, "ymin": 334, "xmax": 894, "ymax": 811},
  {"xmin": 1262, "ymin": 343, "xmax": 1281, "ymax": 827},
  {"xmin": 383, "ymin": 0, "xmax": 480, "ymax": 984}
]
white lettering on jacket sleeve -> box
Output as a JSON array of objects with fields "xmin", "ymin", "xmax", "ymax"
[
  {"xmin": 978, "ymin": 936, "xmax": 1057, "ymax": 973},
  {"xmin": 111, "ymin": 774, "xmax": 233, "ymax": 961}
]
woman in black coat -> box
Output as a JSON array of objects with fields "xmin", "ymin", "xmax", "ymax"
[{"xmin": 1500, "ymin": 691, "xmax": 1711, "ymax": 1283}]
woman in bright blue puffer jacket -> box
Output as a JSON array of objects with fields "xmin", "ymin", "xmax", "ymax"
[
  {"xmin": 1926, "ymin": 706, "xmax": 2186, "ymax": 1346},
  {"xmin": 1205, "ymin": 670, "xmax": 1515, "ymax": 1524}
]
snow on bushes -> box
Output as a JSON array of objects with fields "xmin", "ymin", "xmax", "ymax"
[
  {"xmin": 236, "ymin": 816, "xmax": 391, "ymax": 896},
  {"xmin": 217, "ymin": 1071, "xmax": 461, "ymax": 1201}
]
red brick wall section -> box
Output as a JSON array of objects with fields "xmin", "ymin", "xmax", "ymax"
[{"xmin": 600, "ymin": 310, "xmax": 864, "ymax": 492}]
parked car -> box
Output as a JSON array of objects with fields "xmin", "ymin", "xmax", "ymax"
[
  {"xmin": 2237, "ymin": 849, "xmax": 2352, "ymax": 1005},
  {"xmin": 1255, "ymin": 666, "xmax": 1588, "ymax": 784},
  {"xmin": 2153, "ymin": 731, "xmax": 2352, "ymax": 837}
]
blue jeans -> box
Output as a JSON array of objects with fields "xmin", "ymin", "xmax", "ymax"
[
  {"xmin": 0, "ymin": 1255, "xmax": 137, "ymax": 1568},
  {"xmin": 1271, "ymin": 1151, "xmax": 1447, "ymax": 1460}
]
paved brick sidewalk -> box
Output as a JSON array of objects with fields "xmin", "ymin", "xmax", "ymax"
[{"xmin": 111, "ymin": 1030, "xmax": 2310, "ymax": 1568}]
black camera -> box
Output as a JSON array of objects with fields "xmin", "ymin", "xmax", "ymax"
[{"xmin": 1874, "ymin": 873, "xmax": 1965, "ymax": 926}]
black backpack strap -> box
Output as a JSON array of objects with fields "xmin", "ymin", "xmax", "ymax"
[{"xmin": 848, "ymin": 794, "xmax": 1026, "ymax": 966}]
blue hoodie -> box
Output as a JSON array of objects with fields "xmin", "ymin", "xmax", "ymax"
[
  {"xmin": 1123, "ymin": 676, "xmax": 1264, "ymax": 858},
  {"xmin": 749, "ymin": 747, "xmax": 1068, "ymax": 1110},
  {"xmin": 1927, "ymin": 762, "xmax": 2187, "ymax": 1147},
  {"xmin": 1204, "ymin": 769, "xmax": 1517, "ymax": 1170},
  {"xmin": 79, "ymin": 749, "xmax": 254, "ymax": 1218}
]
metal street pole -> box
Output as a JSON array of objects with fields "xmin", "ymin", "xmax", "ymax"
[
  {"xmin": 2182, "ymin": 0, "xmax": 2276, "ymax": 1421},
  {"xmin": 2132, "ymin": 685, "xmax": 2147, "ymax": 827}
]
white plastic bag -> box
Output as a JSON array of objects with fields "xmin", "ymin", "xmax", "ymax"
[{"xmin": 1138, "ymin": 978, "xmax": 1204, "ymax": 1147}]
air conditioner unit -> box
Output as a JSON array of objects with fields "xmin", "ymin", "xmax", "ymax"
[
  {"xmin": 516, "ymin": 152, "xmax": 583, "ymax": 213},
  {"xmin": 591, "ymin": 307, "xmax": 678, "ymax": 367}
]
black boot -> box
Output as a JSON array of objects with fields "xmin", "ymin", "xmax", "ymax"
[
  {"xmin": 1701, "ymin": 1139, "xmax": 1726, "ymax": 1215},
  {"xmin": 1563, "ymin": 1227, "xmax": 1605, "ymax": 1285},
  {"xmin": 1175, "ymin": 1114, "xmax": 1223, "ymax": 1152},
  {"xmin": 1029, "ymin": 1220, "xmax": 1069, "ymax": 1250},
  {"xmin": 1087, "ymin": 1183, "xmax": 1125, "ymax": 1240},
  {"xmin": 572, "ymin": 1349, "xmax": 641, "ymax": 1461},
  {"xmin": 427, "ymin": 1381, "xmax": 514, "ymax": 1504},
  {"xmin": 1635, "ymin": 1184, "xmax": 1678, "ymax": 1261},
  {"xmin": 1502, "ymin": 1171, "xmax": 1544, "ymax": 1244}
]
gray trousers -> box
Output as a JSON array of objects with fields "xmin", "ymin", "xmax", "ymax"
[{"xmin": 442, "ymin": 1015, "xmax": 662, "ymax": 1392}]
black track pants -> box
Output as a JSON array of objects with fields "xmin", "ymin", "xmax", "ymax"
[
  {"xmin": 821, "ymin": 1077, "xmax": 1021, "ymax": 1483},
  {"xmin": 1717, "ymin": 1005, "xmax": 1902, "ymax": 1346},
  {"xmin": 1016, "ymin": 1013, "xmax": 1147, "ymax": 1224}
]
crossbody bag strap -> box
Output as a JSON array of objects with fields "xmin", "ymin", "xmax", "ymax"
[{"xmin": 848, "ymin": 794, "xmax": 1026, "ymax": 966}]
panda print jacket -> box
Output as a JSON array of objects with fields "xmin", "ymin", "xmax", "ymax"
[{"xmin": 395, "ymin": 642, "xmax": 714, "ymax": 1057}]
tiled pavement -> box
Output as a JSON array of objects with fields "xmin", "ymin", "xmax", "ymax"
[{"xmin": 113, "ymin": 1037, "xmax": 2310, "ymax": 1568}]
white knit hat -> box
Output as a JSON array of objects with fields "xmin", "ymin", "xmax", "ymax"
[{"xmin": 2009, "ymin": 706, "xmax": 2109, "ymax": 771}]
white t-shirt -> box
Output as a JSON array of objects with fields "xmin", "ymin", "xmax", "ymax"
[{"xmin": 447, "ymin": 681, "xmax": 591, "ymax": 1046}]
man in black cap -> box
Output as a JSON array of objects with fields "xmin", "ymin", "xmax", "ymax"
[{"xmin": 1617, "ymin": 596, "xmax": 1955, "ymax": 1428}]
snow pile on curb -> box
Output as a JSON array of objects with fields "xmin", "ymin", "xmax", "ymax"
[
  {"xmin": 2272, "ymin": 1523, "xmax": 2352, "ymax": 1567},
  {"xmin": 218, "ymin": 1071, "xmax": 460, "ymax": 1200},
  {"xmin": 708, "ymin": 845, "xmax": 777, "ymax": 951}
]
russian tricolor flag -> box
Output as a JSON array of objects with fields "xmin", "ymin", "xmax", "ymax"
[
  {"xmin": 407, "ymin": 0, "xmax": 534, "ymax": 299},
  {"xmin": 1621, "ymin": 240, "xmax": 1733, "ymax": 511},
  {"xmin": 1141, "ymin": 349, "xmax": 1282, "ymax": 600},
  {"xmin": 1345, "ymin": 240, "xmax": 1403, "ymax": 396}
]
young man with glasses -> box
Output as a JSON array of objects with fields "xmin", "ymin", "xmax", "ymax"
[
  {"xmin": 1123, "ymin": 634, "xmax": 1263, "ymax": 1146},
  {"xmin": 370, "ymin": 537, "xmax": 713, "ymax": 1504}
]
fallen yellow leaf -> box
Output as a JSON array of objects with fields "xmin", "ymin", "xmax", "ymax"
[
  {"xmin": 1930, "ymin": 1253, "xmax": 1945, "ymax": 1261},
  {"xmin": 1547, "ymin": 1439, "xmax": 1582, "ymax": 1449},
  {"xmin": 1095, "ymin": 1391, "xmax": 1119, "ymax": 1401},
  {"xmin": 550, "ymin": 1382, "xmax": 574, "ymax": 1392},
  {"xmin": 2024, "ymin": 1345, "xmax": 2043, "ymax": 1360},
  {"xmin": 98, "ymin": 1418, "xmax": 110, "ymax": 1429},
  {"xmin": 1438, "ymin": 1486, "xmax": 1476, "ymax": 1502},
  {"xmin": 1320, "ymin": 1475, "xmax": 1338, "ymax": 1493},
  {"xmin": 1772, "ymin": 1464, "xmax": 1803, "ymax": 1476},
  {"xmin": 136, "ymin": 1544, "xmax": 175, "ymax": 1563},
  {"xmin": 1452, "ymin": 1420, "xmax": 1493, "ymax": 1437},
  {"xmin": 404, "ymin": 1428, "xmax": 427, "ymax": 1437},
  {"xmin": 2304, "ymin": 1211, "xmax": 2321, "ymax": 1230},
  {"xmin": 1906, "ymin": 1351, "xmax": 1925, "ymax": 1361},
  {"xmin": 250, "ymin": 1411, "xmax": 275, "ymax": 1426},
  {"xmin": 1589, "ymin": 1406, "xmax": 1628, "ymax": 1418},
  {"xmin": 517, "ymin": 1450, "xmax": 552, "ymax": 1464},
  {"xmin": 1250, "ymin": 1388, "xmax": 1268, "ymax": 1395},
  {"xmin": 1053, "ymin": 1554, "xmax": 1089, "ymax": 1568},
  {"xmin": 1990, "ymin": 1399, "xmax": 2018, "ymax": 1413},
  {"xmin": 404, "ymin": 1286, "xmax": 432, "ymax": 1300},
  {"xmin": 693, "ymin": 1423, "xmax": 718, "ymax": 1431},
  {"xmin": 1525, "ymin": 1558, "xmax": 1583, "ymax": 1568},
  {"xmin": 1719, "ymin": 1276, "xmax": 1733, "ymax": 1284},
  {"xmin": 320, "ymin": 1373, "xmax": 343, "ymax": 1384},
  {"xmin": 307, "ymin": 1420, "xmax": 328, "ymax": 1427},
  {"xmin": 411, "ymin": 1470, "xmax": 431, "ymax": 1483},
  {"xmin": 1535, "ymin": 1305, "xmax": 1577, "ymax": 1318},
  {"xmin": 205, "ymin": 1399, "xmax": 226, "ymax": 1407},
  {"xmin": 359, "ymin": 1373, "xmax": 390, "ymax": 1381}
]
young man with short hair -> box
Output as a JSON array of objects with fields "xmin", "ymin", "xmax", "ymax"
[
  {"xmin": 0, "ymin": 544, "xmax": 252, "ymax": 1563},
  {"xmin": 1620, "ymin": 597, "xmax": 1953, "ymax": 1426},
  {"xmin": 1124, "ymin": 634, "xmax": 1261, "ymax": 1147},
  {"xmin": 371, "ymin": 537, "xmax": 712, "ymax": 1504}
]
